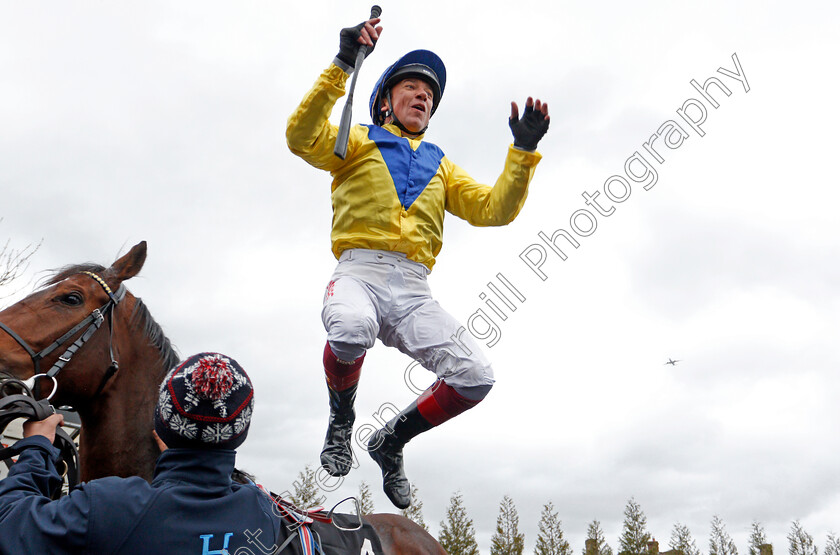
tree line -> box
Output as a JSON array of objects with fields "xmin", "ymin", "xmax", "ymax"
[
  {"xmin": 2, "ymin": 241, "xmax": 833, "ymax": 555},
  {"xmin": 288, "ymin": 466, "xmax": 838, "ymax": 555}
]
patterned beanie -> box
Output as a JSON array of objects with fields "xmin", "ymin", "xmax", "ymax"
[{"xmin": 154, "ymin": 352, "xmax": 254, "ymax": 450}]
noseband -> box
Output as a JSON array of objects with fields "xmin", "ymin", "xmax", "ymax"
[{"xmin": 0, "ymin": 271, "xmax": 126, "ymax": 401}]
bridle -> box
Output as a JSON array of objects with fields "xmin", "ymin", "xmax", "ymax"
[
  {"xmin": 0, "ymin": 271, "xmax": 126, "ymax": 401},
  {"xmin": 0, "ymin": 271, "xmax": 123, "ymax": 495}
]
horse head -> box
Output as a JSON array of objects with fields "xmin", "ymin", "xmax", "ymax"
[
  {"xmin": 0, "ymin": 241, "xmax": 182, "ymax": 480},
  {"xmin": 0, "ymin": 241, "xmax": 148, "ymax": 409}
]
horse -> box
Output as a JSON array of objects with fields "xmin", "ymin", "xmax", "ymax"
[{"xmin": 0, "ymin": 241, "xmax": 447, "ymax": 555}]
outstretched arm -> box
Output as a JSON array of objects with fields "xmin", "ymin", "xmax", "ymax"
[
  {"xmin": 286, "ymin": 17, "xmax": 383, "ymax": 169},
  {"xmin": 445, "ymin": 98, "xmax": 548, "ymax": 226}
]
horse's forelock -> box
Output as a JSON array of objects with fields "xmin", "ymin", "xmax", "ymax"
[{"xmin": 42, "ymin": 263, "xmax": 108, "ymax": 288}]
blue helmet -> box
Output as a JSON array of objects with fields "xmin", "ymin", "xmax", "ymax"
[{"xmin": 369, "ymin": 49, "xmax": 446, "ymax": 126}]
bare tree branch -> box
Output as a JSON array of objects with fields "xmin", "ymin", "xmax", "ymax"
[{"xmin": 0, "ymin": 219, "xmax": 42, "ymax": 297}]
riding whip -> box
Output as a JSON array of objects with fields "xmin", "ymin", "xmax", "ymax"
[{"xmin": 334, "ymin": 5, "xmax": 382, "ymax": 159}]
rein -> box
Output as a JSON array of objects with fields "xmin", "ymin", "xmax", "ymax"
[
  {"xmin": 253, "ymin": 483, "xmax": 364, "ymax": 554},
  {"xmin": 0, "ymin": 377, "xmax": 80, "ymax": 497},
  {"xmin": 0, "ymin": 271, "xmax": 126, "ymax": 400}
]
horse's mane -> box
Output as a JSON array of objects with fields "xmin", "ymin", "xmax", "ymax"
[
  {"xmin": 129, "ymin": 299, "xmax": 180, "ymax": 372},
  {"xmin": 43, "ymin": 263, "xmax": 180, "ymax": 372}
]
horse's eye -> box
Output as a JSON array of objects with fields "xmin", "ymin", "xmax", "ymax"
[{"xmin": 58, "ymin": 293, "xmax": 84, "ymax": 306}]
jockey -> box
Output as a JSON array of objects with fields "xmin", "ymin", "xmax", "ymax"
[
  {"xmin": 0, "ymin": 353, "xmax": 282, "ymax": 554},
  {"xmin": 286, "ymin": 15, "xmax": 550, "ymax": 509}
]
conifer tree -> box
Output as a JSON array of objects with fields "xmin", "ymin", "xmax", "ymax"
[
  {"xmin": 289, "ymin": 464, "xmax": 326, "ymax": 509},
  {"xmin": 709, "ymin": 515, "xmax": 738, "ymax": 555},
  {"xmin": 438, "ymin": 491, "xmax": 479, "ymax": 555},
  {"xmin": 583, "ymin": 520, "xmax": 614, "ymax": 555},
  {"xmin": 748, "ymin": 521, "xmax": 768, "ymax": 555},
  {"xmin": 619, "ymin": 498, "xmax": 651, "ymax": 555},
  {"xmin": 787, "ymin": 521, "xmax": 817, "ymax": 555},
  {"xmin": 400, "ymin": 483, "xmax": 428, "ymax": 530},
  {"xmin": 490, "ymin": 495, "xmax": 525, "ymax": 555},
  {"xmin": 824, "ymin": 534, "xmax": 840, "ymax": 555},
  {"xmin": 535, "ymin": 501, "xmax": 571, "ymax": 555},
  {"xmin": 358, "ymin": 480, "xmax": 375, "ymax": 515},
  {"xmin": 669, "ymin": 522, "xmax": 700, "ymax": 555}
]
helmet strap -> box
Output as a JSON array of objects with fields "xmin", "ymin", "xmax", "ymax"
[{"xmin": 377, "ymin": 90, "xmax": 392, "ymax": 125}]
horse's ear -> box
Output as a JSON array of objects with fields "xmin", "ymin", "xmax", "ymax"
[{"xmin": 107, "ymin": 241, "xmax": 147, "ymax": 282}]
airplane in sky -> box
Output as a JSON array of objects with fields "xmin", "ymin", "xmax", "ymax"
[{"xmin": 665, "ymin": 358, "xmax": 681, "ymax": 366}]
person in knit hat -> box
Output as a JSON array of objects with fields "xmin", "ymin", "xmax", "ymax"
[
  {"xmin": 155, "ymin": 351, "xmax": 254, "ymax": 450},
  {"xmin": 0, "ymin": 352, "xmax": 283, "ymax": 554}
]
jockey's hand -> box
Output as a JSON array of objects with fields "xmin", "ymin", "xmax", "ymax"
[
  {"xmin": 335, "ymin": 17, "xmax": 383, "ymax": 71},
  {"xmin": 23, "ymin": 413, "xmax": 65, "ymax": 444},
  {"xmin": 509, "ymin": 97, "xmax": 550, "ymax": 151}
]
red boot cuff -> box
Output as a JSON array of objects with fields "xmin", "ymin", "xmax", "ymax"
[
  {"xmin": 416, "ymin": 380, "xmax": 480, "ymax": 427},
  {"xmin": 323, "ymin": 342, "xmax": 364, "ymax": 391}
]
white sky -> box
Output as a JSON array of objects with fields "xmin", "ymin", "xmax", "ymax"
[{"xmin": 2, "ymin": 0, "xmax": 838, "ymax": 552}]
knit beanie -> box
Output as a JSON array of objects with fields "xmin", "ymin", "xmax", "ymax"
[{"xmin": 154, "ymin": 352, "xmax": 254, "ymax": 450}]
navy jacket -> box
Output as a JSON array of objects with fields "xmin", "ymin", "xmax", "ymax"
[{"xmin": 0, "ymin": 436, "xmax": 282, "ymax": 554}]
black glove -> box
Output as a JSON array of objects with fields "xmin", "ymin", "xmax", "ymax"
[
  {"xmin": 335, "ymin": 21, "xmax": 378, "ymax": 70},
  {"xmin": 509, "ymin": 103, "xmax": 550, "ymax": 151}
]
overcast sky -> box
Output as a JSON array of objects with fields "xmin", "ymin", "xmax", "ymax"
[{"xmin": 2, "ymin": 0, "xmax": 838, "ymax": 551}]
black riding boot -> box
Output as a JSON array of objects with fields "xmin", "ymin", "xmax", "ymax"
[
  {"xmin": 368, "ymin": 401, "xmax": 433, "ymax": 509},
  {"xmin": 320, "ymin": 383, "xmax": 358, "ymax": 477}
]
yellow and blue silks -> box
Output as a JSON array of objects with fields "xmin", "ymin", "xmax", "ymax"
[{"xmin": 287, "ymin": 63, "xmax": 543, "ymax": 272}]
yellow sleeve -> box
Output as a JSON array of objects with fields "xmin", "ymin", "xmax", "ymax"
[
  {"xmin": 444, "ymin": 146, "xmax": 543, "ymax": 226},
  {"xmin": 285, "ymin": 63, "xmax": 351, "ymax": 173}
]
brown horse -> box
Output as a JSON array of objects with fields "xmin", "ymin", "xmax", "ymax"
[{"xmin": 0, "ymin": 242, "xmax": 446, "ymax": 555}]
